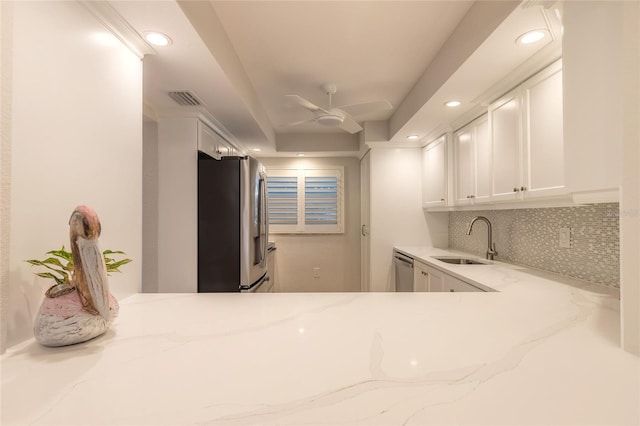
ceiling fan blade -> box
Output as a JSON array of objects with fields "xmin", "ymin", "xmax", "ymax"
[
  {"xmin": 338, "ymin": 114, "xmax": 363, "ymax": 134},
  {"xmin": 285, "ymin": 95, "xmax": 327, "ymax": 113},
  {"xmin": 284, "ymin": 118, "xmax": 315, "ymax": 127},
  {"xmin": 336, "ymin": 100, "xmax": 392, "ymax": 118}
]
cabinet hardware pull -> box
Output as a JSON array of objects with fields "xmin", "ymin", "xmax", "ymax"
[
  {"xmin": 449, "ymin": 289, "xmax": 455, "ymax": 292},
  {"xmin": 513, "ymin": 187, "xmax": 520, "ymax": 192},
  {"xmin": 520, "ymin": 186, "xmax": 527, "ymax": 191},
  {"xmin": 440, "ymin": 198, "xmax": 445, "ymax": 202},
  {"xmin": 421, "ymin": 271, "xmax": 427, "ymax": 276}
]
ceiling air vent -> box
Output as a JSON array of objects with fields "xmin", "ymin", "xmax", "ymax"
[{"xmin": 168, "ymin": 91, "xmax": 202, "ymax": 106}]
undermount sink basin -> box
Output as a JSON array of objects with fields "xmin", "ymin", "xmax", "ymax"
[{"xmin": 431, "ymin": 256, "xmax": 489, "ymax": 265}]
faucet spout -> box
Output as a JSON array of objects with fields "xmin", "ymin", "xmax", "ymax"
[{"xmin": 467, "ymin": 216, "xmax": 497, "ymax": 260}]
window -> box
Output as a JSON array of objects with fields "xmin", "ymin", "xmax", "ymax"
[{"xmin": 266, "ymin": 167, "xmax": 344, "ymax": 234}]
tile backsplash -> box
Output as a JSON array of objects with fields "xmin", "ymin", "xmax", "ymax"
[{"xmin": 449, "ymin": 203, "xmax": 619, "ymax": 287}]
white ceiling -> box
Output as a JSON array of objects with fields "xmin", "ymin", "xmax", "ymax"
[
  {"xmin": 211, "ymin": 1, "xmax": 473, "ymax": 133},
  {"xmin": 111, "ymin": 1, "xmax": 562, "ymax": 156}
]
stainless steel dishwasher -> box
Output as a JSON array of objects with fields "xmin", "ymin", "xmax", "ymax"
[{"xmin": 392, "ymin": 249, "xmax": 414, "ymax": 292}]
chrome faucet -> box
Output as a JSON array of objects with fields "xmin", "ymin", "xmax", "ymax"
[{"xmin": 466, "ymin": 216, "xmax": 497, "ymax": 260}]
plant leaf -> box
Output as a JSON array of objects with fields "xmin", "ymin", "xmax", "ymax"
[
  {"xmin": 40, "ymin": 257, "xmax": 67, "ymax": 268},
  {"xmin": 46, "ymin": 246, "xmax": 73, "ymax": 261},
  {"xmin": 106, "ymin": 258, "xmax": 132, "ymax": 272},
  {"xmin": 29, "ymin": 260, "xmax": 65, "ymax": 275},
  {"xmin": 36, "ymin": 272, "xmax": 65, "ymax": 285},
  {"xmin": 103, "ymin": 250, "xmax": 126, "ymax": 255}
]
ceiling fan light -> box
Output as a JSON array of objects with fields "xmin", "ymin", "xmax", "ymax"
[{"xmin": 316, "ymin": 114, "xmax": 344, "ymax": 127}]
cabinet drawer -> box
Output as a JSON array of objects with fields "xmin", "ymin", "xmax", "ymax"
[{"xmin": 443, "ymin": 274, "xmax": 484, "ymax": 292}]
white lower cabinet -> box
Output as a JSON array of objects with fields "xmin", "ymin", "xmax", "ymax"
[
  {"xmin": 443, "ymin": 274, "xmax": 483, "ymax": 292},
  {"xmin": 414, "ymin": 261, "xmax": 430, "ymax": 292},
  {"xmin": 414, "ymin": 260, "xmax": 482, "ymax": 292},
  {"xmin": 414, "ymin": 261, "xmax": 443, "ymax": 292}
]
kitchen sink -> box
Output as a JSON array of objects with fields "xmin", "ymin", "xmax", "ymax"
[{"xmin": 431, "ymin": 256, "xmax": 489, "ymax": 265}]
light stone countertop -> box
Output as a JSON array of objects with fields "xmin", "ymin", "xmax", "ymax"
[{"xmin": 1, "ymin": 247, "xmax": 639, "ymax": 425}]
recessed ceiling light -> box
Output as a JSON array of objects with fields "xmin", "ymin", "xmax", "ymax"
[
  {"xmin": 445, "ymin": 100, "xmax": 461, "ymax": 108},
  {"xmin": 296, "ymin": 153, "xmax": 305, "ymax": 157},
  {"xmin": 144, "ymin": 32, "xmax": 172, "ymax": 47},
  {"xmin": 252, "ymin": 148, "xmax": 262, "ymax": 152},
  {"xmin": 407, "ymin": 135, "xmax": 420, "ymax": 141},
  {"xmin": 516, "ymin": 30, "xmax": 547, "ymax": 45}
]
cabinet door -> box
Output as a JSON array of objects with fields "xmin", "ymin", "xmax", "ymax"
[
  {"xmin": 490, "ymin": 94, "xmax": 521, "ymax": 201},
  {"xmin": 453, "ymin": 128, "xmax": 475, "ymax": 205},
  {"xmin": 474, "ymin": 118, "xmax": 492, "ymax": 202},
  {"xmin": 360, "ymin": 152, "xmax": 371, "ymax": 292},
  {"xmin": 414, "ymin": 262, "xmax": 429, "ymax": 292},
  {"xmin": 426, "ymin": 265, "xmax": 444, "ymax": 292},
  {"xmin": 422, "ymin": 135, "xmax": 447, "ymax": 207},
  {"xmin": 443, "ymin": 275, "xmax": 484, "ymax": 292},
  {"xmin": 197, "ymin": 121, "xmax": 222, "ymax": 160},
  {"xmin": 523, "ymin": 64, "xmax": 564, "ymax": 198}
]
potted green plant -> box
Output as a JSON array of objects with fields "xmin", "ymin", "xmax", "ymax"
[{"xmin": 26, "ymin": 246, "xmax": 132, "ymax": 297}]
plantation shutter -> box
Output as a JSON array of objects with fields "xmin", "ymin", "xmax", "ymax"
[
  {"xmin": 266, "ymin": 175, "xmax": 298, "ymax": 226},
  {"xmin": 267, "ymin": 167, "xmax": 344, "ymax": 234},
  {"xmin": 304, "ymin": 175, "xmax": 338, "ymax": 226}
]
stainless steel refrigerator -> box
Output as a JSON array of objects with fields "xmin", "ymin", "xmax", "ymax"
[{"xmin": 198, "ymin": 153, "xmax": 269, "ymax": 292}]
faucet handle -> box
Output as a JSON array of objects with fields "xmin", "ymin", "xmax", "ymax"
[{"xmin": 485, "ymin": 243, "xmax": 498, "ymax": 260}]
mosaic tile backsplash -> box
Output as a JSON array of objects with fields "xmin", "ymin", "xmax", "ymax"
[{"xmin": 449, "ymin": 203, "xmax": 620, "ymax": 287}]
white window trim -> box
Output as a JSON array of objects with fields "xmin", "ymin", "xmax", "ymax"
[{"xmin": 267, "ymin": 166, "xmax": 345, "ymax": 234}]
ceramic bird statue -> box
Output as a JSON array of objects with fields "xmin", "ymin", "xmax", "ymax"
[{"xmin": 33, "ymin": 205, "xmax": 119, "ymax": 347}]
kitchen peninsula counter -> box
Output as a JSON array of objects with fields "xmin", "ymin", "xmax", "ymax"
[{"xmin": 2, "ymin": 247, "xmax": 639, "ymax": 425}]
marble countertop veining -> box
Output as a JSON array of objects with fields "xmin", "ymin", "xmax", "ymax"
[{"xmin": 2, "ymin": 247, "xmax": 639, "ymax": 425}]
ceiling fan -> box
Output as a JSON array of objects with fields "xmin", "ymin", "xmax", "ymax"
[{"xmin": 284, "ymin": 83, "xmax": 392, "ymax": 134}]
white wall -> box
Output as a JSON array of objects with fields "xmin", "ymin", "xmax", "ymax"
[
  {"xmin": 142, "ymin": 121, "xmax": 159, "ymax": 293},
  {"xmin": 1, "ymin": 1, "xmax": 143, "ymax": 351},
  {"xmin": 156, "ymin": 117, "xmax": 199, "ymax": 293},
  {"xmin": 260, "ymin": 157, "xmax": 361, "ymax": 292},
  {"xmin": 619, "ymin": 1, "xmax": 640, "ymax": 356},
  {"xmin": 369, "ymin": 148, "xmax": 448, "ymax": 292},
  {"xmin": 563, "ymin": 1, "xmax": 640, "ymax": 355},
  {"xmin": 0, "ymin": 0, "xmax": 10, "ymax": 355}
]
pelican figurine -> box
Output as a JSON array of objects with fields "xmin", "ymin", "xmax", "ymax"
[{"xmin": 34, "ymin": 205, "xmax": 119, "ymax": 347}]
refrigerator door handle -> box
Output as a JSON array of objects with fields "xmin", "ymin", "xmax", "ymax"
[{"xmin": 258, "ymin": 173, "xmax": 268, "ymax": 268}]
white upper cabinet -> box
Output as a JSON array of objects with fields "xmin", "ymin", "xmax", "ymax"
[
  {"xmin": 453, "ymin": 115, "xmax": 491, "ymax": 205},
  {"xmin": 422, "ymin": 135, "xmax": 447, "ymax": 207},
  {"xmin": 432, "ymin": 60, "xmax": 565, "ymax": 210},
  {"xmin": 487, "ymin": 59, "xmax": 565, "ymax": 202},
  {"xmin": 197, "ymin": 121, "xmax": 235, "ymax": 159},
  {"xmin": 475, "ymin": 119, "xmax": 492, "ymax": 201},
  {"xmin": 490, "ymin": 93, "xmax": 521, "ymax": 201},
  {"xmin": 453, "ymin": 127, "xmax": 474, "ymax": 205},
  {"xmin": 521, "ymin": 62, "xmax": 564, "ymax": 198}
]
